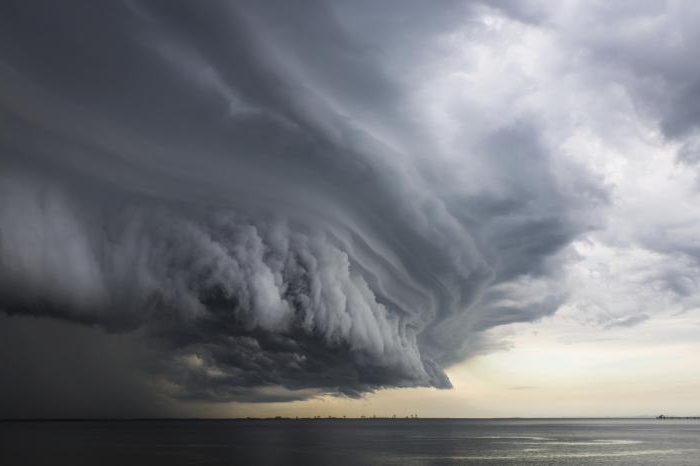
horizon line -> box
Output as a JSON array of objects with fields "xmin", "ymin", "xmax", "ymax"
[{"xmin": 2, "ymin": 416, "xmax": 691, "ymax": 422}]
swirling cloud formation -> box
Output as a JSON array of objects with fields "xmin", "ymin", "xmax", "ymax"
[{"xmin": 0, "ymin": 0, "xmax": 604, "ymax": 404}]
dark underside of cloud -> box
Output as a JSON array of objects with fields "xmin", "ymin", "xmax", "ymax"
[{"xmin": 0, "ymin": 0, "xmax": 603, "ymax": 413}]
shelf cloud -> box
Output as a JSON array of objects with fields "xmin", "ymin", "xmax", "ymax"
[{"xmin": 0, "ymin": 0, "xmax": 635, "ymax": 410}]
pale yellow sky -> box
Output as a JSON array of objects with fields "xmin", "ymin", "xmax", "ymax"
[{"xmin": 181, "ymin": 308, "xmax": 700, "ymax": 419}]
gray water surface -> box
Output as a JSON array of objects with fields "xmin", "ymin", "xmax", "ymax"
[{"xmin": 2, "ymin": 418, "xmax": 698, "ymax": 465}]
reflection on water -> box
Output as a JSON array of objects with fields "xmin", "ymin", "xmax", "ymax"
[
  {"xmin": 514, "ymin": 439, "xmax": 642, "ymax": 445},
  {"xmin": 443, "ymin": 450, "xmax": 686, "ymax": 461},
  {"xmin": 2, "ymin": 418, "xmax": 699, "ymax": 465}
]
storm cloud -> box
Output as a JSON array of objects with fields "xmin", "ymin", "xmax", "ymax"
[{"xmin": 0, "ymin": 0, "xmax": 640, "ymax": 411}]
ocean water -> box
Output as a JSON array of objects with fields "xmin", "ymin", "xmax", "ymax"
[{"xmin": 1, "ymin": 418, "xmax": 699, "ymax": 465}]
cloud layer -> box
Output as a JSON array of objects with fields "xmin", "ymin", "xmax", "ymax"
[{"xmin": 9, "ymin": 0, "xmax": 700, "ymax": 409}]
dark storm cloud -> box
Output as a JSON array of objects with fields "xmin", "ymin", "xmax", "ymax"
[
  {"xmin": 0, "ymin": 0, "xmax": 600, "ymax": 407},
  {"xmin": 0, "ymin": 314, "xmax": 168, "ymax": 419}
]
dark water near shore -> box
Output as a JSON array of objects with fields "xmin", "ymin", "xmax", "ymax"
[{"xmin": 2, "ymin": 418, "xmax": 699, "ymax": 465}]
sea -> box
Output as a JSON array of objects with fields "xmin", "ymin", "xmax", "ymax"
[{"xmin": 1, "ymin": 418, "xmax": 699, "ymax": 465}]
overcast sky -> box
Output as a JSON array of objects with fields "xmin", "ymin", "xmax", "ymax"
[{"xmin": 1, "ymin": 0, "xmax": 700, "ymax": 418}]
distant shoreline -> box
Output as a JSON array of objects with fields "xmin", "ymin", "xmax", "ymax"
[
  {"xmin": 2, "ymin": 416, "xmax": 696, "ymax": 422},
  {"xmin": 656, "ymin": 416, "xmax": 700, "ymax": 420}
]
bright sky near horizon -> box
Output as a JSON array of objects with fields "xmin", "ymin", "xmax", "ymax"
[{"xmin": 192, "ymin": 314, "xmax": 700, "ymax": 418}]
